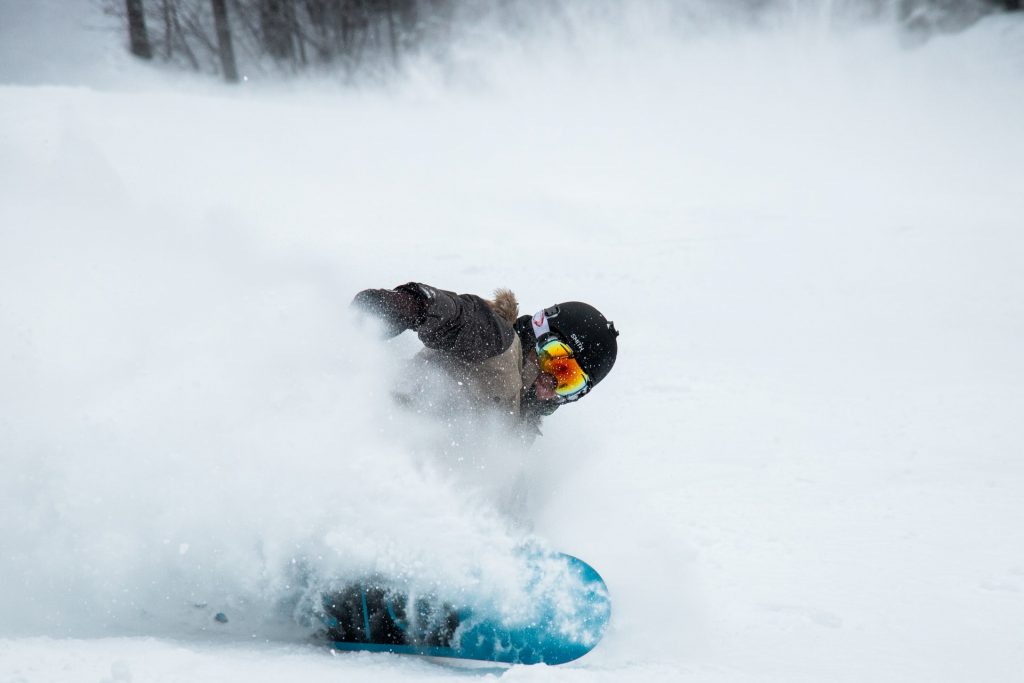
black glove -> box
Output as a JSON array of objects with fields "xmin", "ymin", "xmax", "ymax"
[{"xmin": 351, "ymin": 285, "xmax": 426, "ymax": 338}]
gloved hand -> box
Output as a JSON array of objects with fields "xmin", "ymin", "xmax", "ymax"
[{"xmin": 351, "ymin": 286, "xmax": 425, "ymax": 338}]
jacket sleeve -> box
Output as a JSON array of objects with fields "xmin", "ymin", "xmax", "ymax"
[{"xmin": 401, "ymin": 283, "xmax": 515, "ymax": 362}]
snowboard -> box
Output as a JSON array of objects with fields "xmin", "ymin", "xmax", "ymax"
[{"xmin": 318, "ymin": 552, "xmax": 610, "ymax": 665}]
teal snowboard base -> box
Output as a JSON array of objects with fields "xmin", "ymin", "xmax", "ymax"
[{"xmin": 319, "ymin": 552, "xmax": 610, "ymax": 665}]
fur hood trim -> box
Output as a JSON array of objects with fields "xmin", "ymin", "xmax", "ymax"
[{"xmin": 490, "ymin": 288, "xmax": 519, "ymax": 324}]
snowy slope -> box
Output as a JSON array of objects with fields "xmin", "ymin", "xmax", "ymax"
[{"xmin": 2, "ymin": 3, "xmax": 1024, "ymax": 682}]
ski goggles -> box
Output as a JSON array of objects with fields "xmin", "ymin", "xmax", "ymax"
[{"xmin": 531, "ymin": 307, "xmax": 592, "ymax": 402}]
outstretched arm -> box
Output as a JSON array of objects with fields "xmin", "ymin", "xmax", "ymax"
[{"xmin": 352, "ymin": 283, "xmax": 514, "ymax": 362}]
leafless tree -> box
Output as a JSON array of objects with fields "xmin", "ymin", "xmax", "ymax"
[
  {"xmin": 211, "ymin": 0, "xmax": 239, "ymax": 81},
  {"xmin": 126, "ymin": 0, "xmax": 154, "ymax": 59}
]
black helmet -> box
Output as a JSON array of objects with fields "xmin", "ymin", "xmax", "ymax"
[{"xmin": 531, "ymin": 302, "xmax": 619, "ymax": 387}]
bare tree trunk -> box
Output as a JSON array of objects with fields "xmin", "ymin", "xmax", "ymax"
[
  {"xmin": 126, "ymin": 0, "xmax": 154, "ymax": 59},
  {"xmin": 290, "ymin": 0, "xmax": 307, "ymax": 65},
  {"xmin": 384, "ymin": 0, "xmax": 398, "ymax": 68},
  {"xmin": 340, "ymin": 3, "xmax": 351, "ymax": 57},
  {"xmin": 171, "ymin": 5, "xmax": 200, "ymax": 70},
  {"xmin": 161, "ymin": 0, "xmax": 173, "ymax": 58},
  {"xmin": 306, "ymin": 0, "xmax": 332, "ymax": 62},
  {"xmin": 260, "ymin": 0, "xmax": 295, "ymax": 61},
  {"xmin": 211, "ymin": 0, "xmax": 240, "ymax": 82}
]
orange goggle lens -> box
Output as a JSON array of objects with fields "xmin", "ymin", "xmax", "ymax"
[{"xmin": 537, "ymin": 338, "xmax": 591, "ymax": 400}]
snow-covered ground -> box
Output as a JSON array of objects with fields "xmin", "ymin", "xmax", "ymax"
[{"xmin": 2, "ymin": 2, "xmax": 1024, "ymax": 681}]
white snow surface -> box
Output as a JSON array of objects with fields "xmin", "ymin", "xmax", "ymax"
[{"xmin": 2, "ymin": 2, "xmax": 1024, "ymax": 681}]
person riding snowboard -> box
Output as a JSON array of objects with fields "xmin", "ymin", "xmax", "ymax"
[{"xmin": 352, "ymin": 283, "xmax": 618, "ymax": 440}]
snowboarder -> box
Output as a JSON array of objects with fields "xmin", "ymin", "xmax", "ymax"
[{"xmin": 352, "ymin": 283, "xmax": 618, "ymax": 439}]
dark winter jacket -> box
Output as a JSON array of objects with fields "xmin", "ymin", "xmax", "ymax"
[{"xmin": 357, "ymin": 282, "xmax": 557, "ymax": 437}]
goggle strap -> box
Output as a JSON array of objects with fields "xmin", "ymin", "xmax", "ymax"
[{"xmin": 531, "ymin": 308, "xmax": 553, "ymax": 339}]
